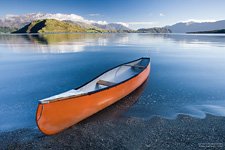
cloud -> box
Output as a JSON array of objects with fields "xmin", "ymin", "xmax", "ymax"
[
  {"xmin": 89, "ymin": 20, "xmax": 108, "ymax": 25},
  {"xmin": 1, "ymin": 13, "xmax": 109, "ymax": 25},
  {"xmin": 88, "ymin": 13, "xmax": 101, "ymax": 17},
  {"xmin": 181, "ymin": 19, "xmax": 216, "ymax": 23},
  {"xmin": 159, "ymin": 13, "xmax": 165, "ymax": 17},
  {"xmin": 126, "ymin": 22, "xmax": 156, "ymax": 25},
  {"xmin": 4, "ymin": 14, "xmax": 19, "ymax": 18},
  {"xmin": 123, "ymin": 21, "xmax": 159, "ymax": 29},
  {"xmin": 39, "ymin": 13, "xmax": 108, "ymax": 24},
  {"xmin": 40, "ymin": 13, "xmax": 85, "ymax": 22},
  {"xmin": 115, "ymin": 22, "xmax": 129, "ymax": 27},
  {"xmin": 1, "ymin": 13, "xmax": 158, "ymax": 29}
]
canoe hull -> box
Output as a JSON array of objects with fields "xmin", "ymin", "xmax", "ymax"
[{"xmin": 36, "ymin": 64, "xmax": 150, "ymax": 135}]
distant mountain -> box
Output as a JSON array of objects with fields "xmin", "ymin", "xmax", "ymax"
[
  {"xmin": 0, "ymin": 13, "xmax": 131, "ymax": 33},
  {"xmin": 0, "ymin": 27, "xmax": 18, "ymax": 33},
  {"xmin": 64, "ymin": 20, "xmax": 97, "ymax": 29},
  {"xmin": 3, "ymin": 13, "xmax": 225, "ymax": 34},
  {"xmin": 137, "ymin": 27, "xmax": 172, "ymax": 33},
  {"xmin": 187, "ymin": 29, "xmax": 225, "ymax": 34},
  {"xmin": 92, "ymin": 23, "xmax": 130, "ymax": 31},
  {"xmin": 166, "ymin": 20, "xmax": 225, "ymax": 33},
  {"xmin": 0, "ymin": 13, "xmax": 50, "ymax": 28},
  {"xmin": 13, "ymin": 19, "xmax": 106, "ymax": 33}
]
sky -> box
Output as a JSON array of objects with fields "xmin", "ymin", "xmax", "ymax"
[{"xmin": 0, "ymin": 0, "xmax": 225, "ymax": 29}]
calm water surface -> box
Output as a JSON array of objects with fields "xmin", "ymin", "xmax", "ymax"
[{"xmin": 0, "ymin": 33, "xmax": 225, "ymax": 131}]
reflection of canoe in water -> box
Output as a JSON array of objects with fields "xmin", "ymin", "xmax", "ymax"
[
  {"xmin": 84, "ymin": 80, "xmax": 148, "ymax": 122},
  {"xmin": 36, "ymin": 57, "xmax": 151, "ymax": 135}
]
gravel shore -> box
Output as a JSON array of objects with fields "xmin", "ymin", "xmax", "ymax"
[
  {"xmin": 1, "ymin": 84, "xmax": 225, "ymax": 150},
  {"xmin": 1, "ymin": 114, "xmax": 225, "ymax": 149}
]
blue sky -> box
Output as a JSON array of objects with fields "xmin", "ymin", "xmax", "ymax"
[{"xmin": 1, "ymin": 0, "xmax": 225, "ymax": 29}]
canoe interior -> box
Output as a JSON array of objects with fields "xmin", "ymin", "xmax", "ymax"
[{"xmin": 40, "ymin": 58, "xmax": 150, "ymax": 103}]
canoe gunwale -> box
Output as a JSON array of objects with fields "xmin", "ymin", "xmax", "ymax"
[{"xmin": 39, "ymin": 57, "xmax": 150, "ymax": 104}]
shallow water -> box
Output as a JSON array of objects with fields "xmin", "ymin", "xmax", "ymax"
[{"xmin": 0, "ymin": 33, "xmax": 225, "ymax": 131}]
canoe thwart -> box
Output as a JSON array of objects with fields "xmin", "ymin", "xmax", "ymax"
[
  {"xmin": 124, "ymin": 64, "xmax": 145, "ymax": 69},
  {"xmin": 97, "ymin": 80, "xmax": 116, "ymax": 86}
]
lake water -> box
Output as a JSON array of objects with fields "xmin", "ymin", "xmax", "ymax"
[{"xmin": 1, "ymin": 33, "xmax": 225, "ymax": 131}]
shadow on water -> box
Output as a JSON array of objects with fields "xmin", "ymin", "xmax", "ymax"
[
  {"xmin": 79, "ymin": 80, "xmax": 148, "ymax": 124},
  {"xmin": 21, "ymin": 33, "xmax": 125, "ymax": 45},
  {"xmin": 24, "ymin": 34, "xmax": 111, "ymax": 45},
  {"xmin": 0, "ymin": 33, "xmax": 118, "ymax": 46},
  {"xmin": 1, "ymin": 33, "xmax": 225, "ymax": 54},
  {"xmin": 0, "ymin": 33, "xmax": 132, "ymax": 53},
  {"xmin": 1, "ymin": 33, "xmax": 225, "ymax": 46},
  {"xmin": 25, "ymin": 33, "xmax": 225, "ymax": 46}
]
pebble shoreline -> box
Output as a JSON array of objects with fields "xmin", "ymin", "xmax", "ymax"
[
  {"xmin": 0, "ymin": 114, "xmax": 225, "ymax": 150},
  {"xmin": 1, "ymin": 83, "xmax": 225, "ymax": 150}
]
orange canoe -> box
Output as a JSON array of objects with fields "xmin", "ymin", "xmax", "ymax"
[{"xmin": 36, "ymin": 57, "xmax": 151, "ymax": 135}]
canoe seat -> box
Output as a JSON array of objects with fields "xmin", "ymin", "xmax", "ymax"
[
  {"xmin": 97, "ymin": 80, "xmax": 116, "ymax": 87},
  {"xmin": 124, "ymin": 64, "xmax": 145, "ymax": 69}
]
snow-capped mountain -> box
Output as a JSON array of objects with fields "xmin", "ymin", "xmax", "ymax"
[
  {"xmin": 92, "ymin": 23, "xmax": 130, "ymax": 31},
  {"xmin": 166, "ymin": 20, "xmax": 225, "ymax": 33},
  {"xmin": 0, "ymin": 13, "xmax": 130, "ymax": 31}
]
